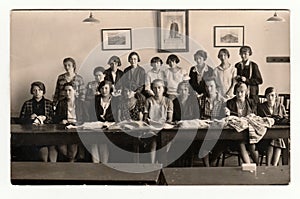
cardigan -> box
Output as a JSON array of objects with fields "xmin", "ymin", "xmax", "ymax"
[
  {"xmin": 19, "ymin": 97, "xmax": 53, "ymax": 124},
  {"xmin": 235, "ymin": 60, "xmax": 263, "ymax": 103}
]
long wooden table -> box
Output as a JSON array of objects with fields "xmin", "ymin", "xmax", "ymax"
[
  {"xmin": 162, "ymin": 166, "xmax": 290, "ymax": 185},
  {"xmin": 11, "ymin": 124, "xmax": 290, "ymax": 164}
]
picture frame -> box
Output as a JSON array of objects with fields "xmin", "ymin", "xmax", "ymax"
[
  {"xmin": 101, "ymin": 28, "xmax": 132, "ymax": 50},
  {"xmin": 214, "ymin": 26, "xmax": 244, "ymax": 47},
  {"xmin": 157, "ymin": 10, "xmax": 189, "ymax": 52}
]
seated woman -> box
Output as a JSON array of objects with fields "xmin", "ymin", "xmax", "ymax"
[
  {"xmin": 172, "ymin": 81, "xmax": 201, "ymax": 166},
  {"xmin": 173, "ymin": 81, "xmax": 200, "ymax": 122},
  {"xmin": 144, "ymin": 79, "xmax": 173, "ymax": 163},
  {"xmin": 117, "ymin": 85, "xmax": 145, "ymax": 122},
  {"xmin": 198, "ymin": 76, "xmax": 226, "ymax": 166},
  {"xmin": 19, "ymin": 81, "xmax": 57, "ymax": 162},
  {"xmin": 257, "ymin": 87, "xmax": 288, "ymax": 166},
  {"xmin": 91, "ymin": 80, "xmax": 115, "ymax": 163},
  {"xmin": 225, "ymin": 82, "xmax": 259, "ymax": 165},
  {"xmin": 54, "ymin": 82, "xmax": 86, "ymax": 162}
]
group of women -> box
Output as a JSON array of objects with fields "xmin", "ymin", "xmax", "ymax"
[{"xmin": 18, "ymin": 45, "xmax": 289, "ymax": 167}]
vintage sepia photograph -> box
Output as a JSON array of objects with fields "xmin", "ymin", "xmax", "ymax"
[{"xmin": 10, "ymin": 9, "xmax": 290, "ymax": 187}]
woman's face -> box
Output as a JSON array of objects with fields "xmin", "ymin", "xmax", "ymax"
[
  {"xmin": 32, "ymin": 86, "xmax": 44, "ymax": 100},
  {"xmin": 129, "ymin": 55, "xmax": 138, "ymax": 67},
  {"xmin": 178, "ymin": 84, "xmax": 189, "ymax": 98},
  {"xmin": 151, "ymin": 61, "xmax": 161, "ymax": 70},
  {"xmin": 64, "ymin": 61, "xmax": 75, "ymax": 73},
  {"xmin": 236, "ymin": 84, "xmax": 248, "ymax": 100},
  {"xmin": 100, "ymin": 84, "xmax": 111, "ymax": 97},
  {"xmin": 266, "ymin": 91, "xmax": 277, "ymax": 105},
  {"xmin": 110, "ymin": 61, "xmax": 118, "ymax": 70},
  {"xmin": 65, "ymin": 86, "xmax": 75, "ymax": 100},
  {"xmin": 240, "ymin": 51, "xmax": 250, "ymax": 62},
  {"xmin": 219, "ymin": 52, "xmax": 229, "ymax": 62},
  {"xmin": 206, "ymin": 80, "xmax": 217, "ymax": 96},
  {"xmin": 95, "ymin": 71, "xmax": 105, "ymax": 82},
  {"xmin": 152, "ymin": 81, "xmax": 164, "ymax": 97},
  {"xmin": 195, "ymin": 55, "xmax": 205, "ymax": 66},
  {"xmin": 168, "ymin": 60, "xmax": 176, "ymax": 68}
]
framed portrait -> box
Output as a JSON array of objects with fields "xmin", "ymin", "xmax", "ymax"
[
  {"xmin": 101, "ymin": 28, "xmax": 132, "ymax": 50},
  {"xmin": 157, "ymin": 10, "xmax": 189, "ymax": 52},
  {"xmin": 214, "ymin": 26, "xmax": 244, "ymax": 47}
]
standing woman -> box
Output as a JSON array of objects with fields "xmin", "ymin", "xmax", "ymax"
[
  {"xmin": 122, "ymin": 52, "xmax": 146, "ymax": 94},
  {"xmin": 53, "ymin": 57, "xmax": 86, "ymax": 106},
  {"xmin": 213, "ymin": 49, "xmax": 237, "ymax": 100},
  {"xmin": 104, "ymin": 55, "xmax": 124, "ymax": 92},
  {"xmin": 164, "ymin": 54, "xmax": 189, "ymax": 100},
  {"xmin": 235, "ymin": 45, "xmax": 263, "ymax": 104},
  {"xmin": 189, "ymin": 50, "xmax": 214, "ymax": 96},
  {"xmin": 19, "ymin": 81, "xmax": 57, "ymax": 162},
  {"xmin": 257, "ymin": 87, "xmax": 288, "ymax": 166}
]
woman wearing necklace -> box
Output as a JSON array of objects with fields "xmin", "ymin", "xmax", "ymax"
[
  {"xmin": 257, "ymin": 87, "xmax": 288, "ymax": 166},
  {"xmin": 213, "ymin": 49, "xmax": 237, "ymax": 100},
  {"xmin": 53, "ymin": 57, "xmax": 85, "ymax": 106},
  {"xmin": 226, "ymin": 82, "xmax": 259, "ymax": 165},
  {"xmin": 189, "ymin": 50, "xmax": 214, "ymax": 96}
]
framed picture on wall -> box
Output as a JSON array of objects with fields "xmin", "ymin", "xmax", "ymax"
[
  {"xmin": 214, "ymin": 26, "xmax": 244, "ymax": 47},
  {"xmin": 101, "ymin": 28, "xmax": 132, "ymax": 50},
  {"xmin": 157, "ymin": 10, "xmax": 189, "ymax": 52}
]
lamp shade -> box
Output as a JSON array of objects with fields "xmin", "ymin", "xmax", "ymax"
[
  {"xmin": 267, "ymin": 12, "xmax": 285, "ymax": 22},
  {"xmin": 83, "ymin": 12, "xmax": 99, "ymax": 23}
]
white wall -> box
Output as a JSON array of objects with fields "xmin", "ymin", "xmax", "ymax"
[{"xmin": 10, "ymin": 10, "xmax": 290, "ymax": 116}]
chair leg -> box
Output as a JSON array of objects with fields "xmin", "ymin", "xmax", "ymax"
[{"xmin": 222, "ymin": 152, "xmax": 226, "ymax": 167}]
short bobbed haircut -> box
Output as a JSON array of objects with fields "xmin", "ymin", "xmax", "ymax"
[
  {"xmin": 264, "ymin": 87, "xmax": 277, "ymax": 97},
  {"xmin": 128, "ymin": 51, "xmax": 141, "ymax": 62},
  {"xmin": 31, "ymin": 81, "xmax": 46, "ymax": 94},
  {"xmin": 239, "ymin": 45, "xmax": 253, "ymax": 56},
  {"xmin": 150, "ymin": 57, "xmax": 163, "ymax": 65},
  {"xmin": 194, "ymin": 50, "xmax": 207, "ymax": 61},
  {"xmin": 233, "ymin": 81, "xmax": 248, "ymax": 96},
  {"xmin": 176, "ymin": 81, "xmax": 191, "ymax": 94},
  {"xmin": 217, "ymin": 48, "xmax": 230, "ymax": 59},
  {"xmin": 97, "ymin": 80, "xmax": 113, "ymax": 93},
  {"xmin": 93, "ymin": 66, "xmax": 105, "ymax": 76},
  {"xmin": 63, "ymin": 57, "xmax": 76, "ymax": 71},
  {"xmin": 166, "ymin": 54, "xmax": 180, "ymax": 65},
  {"xmin": 107, "ymin": 56, "xmax": 122, "ymax": 66}
]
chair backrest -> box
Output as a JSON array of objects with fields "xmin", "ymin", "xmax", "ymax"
[
  {"xmin": 258, "ymin": 95, "xmax": 267, "ymax": 103},
  {"xmin": 278, "ymin": 94, "xmax": 290, "ymax": 116}
]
